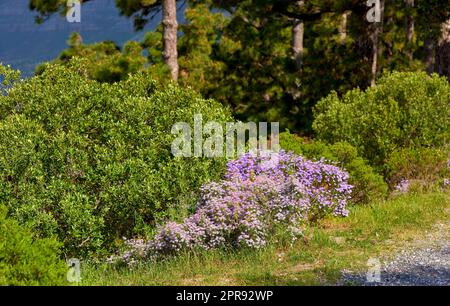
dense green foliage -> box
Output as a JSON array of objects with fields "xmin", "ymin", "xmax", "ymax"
[
  {"xmin": 35, "ymin": 33, "xmax": 147, "ymax": 83},
  {"xmin": 0, "ymin": 205, "xmax": 67, "ymax": 285},
  {"xmin": 279, "ymin": 131, "xmax": 388, "ymax": 204},
  {"xmin": 313, "ymin": 71, "xmax": 450, "ymax": 168},
  {"xmin": 29, "ymin": 1, "xmax": 450, "ymax": 133},
  {"xmin": 386, "ymin": 147, "xmax": 449, "ymax": 191},
  {"xmin": 0, "ymin": 64, "xmax": 20, "ymax": 95},
  {"xmin": 1, "ymin": 0, "xmax": 447, "ymax": 285},
  {"xmin": 0, "ymin": 59, "xmax": 232, "ymax": 256}
]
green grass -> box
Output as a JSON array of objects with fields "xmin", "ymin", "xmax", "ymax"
[{"xmin": 81, "ymin": 192, "xmax": 449, "ymax": 285}]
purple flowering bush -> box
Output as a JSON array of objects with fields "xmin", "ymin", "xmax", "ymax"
[{"xmin": 110, "ymin": 150, "xmax": 353, "ymax": 264}]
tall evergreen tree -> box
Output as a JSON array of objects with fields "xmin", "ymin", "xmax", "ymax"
[
  {"xmin": 30, "ymin": 0, "xmax": 181, "ymax": 81},
  {"xmin": 28, "ymin": 0, "xmax": 450, "ymax": 132}
]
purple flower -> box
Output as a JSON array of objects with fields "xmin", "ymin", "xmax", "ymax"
[
  {"xmin": 110, "ymin": 150, "xmax": 353, "ymax": 264},
  {"xmin": 395, "ymin": 179, "xmax": 410, "ymax": 193}
]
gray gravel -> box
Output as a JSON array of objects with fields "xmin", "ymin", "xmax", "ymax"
[{"xmin": 340, "ymin": 222, "xmax": 450, "ymax": 286}]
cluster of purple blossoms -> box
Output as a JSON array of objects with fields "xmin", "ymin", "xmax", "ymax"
[
  {"xmin": 445, "ymin": 160, "xmax": 450, "ymax": 188},
  {"xmin": 110, "ymin": 150, "xmax": 353, "ymax": 265},
  {"xmin": 107, "ymin": 238, "xmax": 148, "ymax": 266},
  {"xmin": 395, "ymin": 179, "xmax": 410, "ymax": 193}
]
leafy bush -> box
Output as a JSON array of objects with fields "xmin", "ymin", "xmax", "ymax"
[
  {"xmin": 35, "ymin": 33, "xmax": 147, "ymax": 83},
  {"xmin": 329, "ymin": 142, "xmax": 388, "ymax": 203},
  {"xmin": 279, "ymin": 131, "xmax": 387, "ymax": 204},
  {"xmin": 313, "ymin": 71, "xmax": 450, "ymax": 167},
  {"xmin": 386, "ymin": 147, "xmax": 449, "ymax": 192},
  {"xmin": 0, "ymin": 59, "xmax": 233, "ymax": 256},
  {"xmin": 278, "ymin": 130, "xmax": 308, "ymax": 156},
  {"xmin": 0, "ymin": 64, "xmax": 20, "ymax": 95},
  {"xmin": 110, "ymin": 151, "xmax": 352, "ymax": 264},
  {"xmin": 0, "ymin": 206, "xmax": 66, "ymax": 285}
]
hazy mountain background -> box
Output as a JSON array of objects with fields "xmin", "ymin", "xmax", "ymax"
[{"xmin": 0, "ymin": 0, "xmax": 165, "ymax": 77}]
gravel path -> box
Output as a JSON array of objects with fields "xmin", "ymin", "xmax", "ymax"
[{"xmin": 340, "ymin": 222, "xmax": 450, "ymax": 286}]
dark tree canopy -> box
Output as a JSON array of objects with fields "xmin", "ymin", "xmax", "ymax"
[{"xmin": 28, "ymin": 0, "xmax": 450, "ymax": 133}]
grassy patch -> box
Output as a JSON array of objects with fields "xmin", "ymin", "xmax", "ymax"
[{"xmin": 81, "ymin": 192, "xmax": 449, "ymax": 285}]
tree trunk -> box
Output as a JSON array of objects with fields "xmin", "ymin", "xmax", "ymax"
[
  {"xmin": 405, "ymin": 0, "xmax": 414, "ymax": 60},
  {"xmin": 339, "ymin": 11, "xmax": 351, "ymax": 43},
  {"xmin": 437, "ymin": 20, "xmax": 450, "ymax": 81},
  {"xmin": 370, "ymin": 0, "xmax": 384, "ymax": 86},
  {"xmin": 162, "ymin": 0, "xmax": 179, "ymax": 81},
  {"xmin": 292, "ymin": 1, "xmax": 305, "ymax": 71},
  {"xmin": 370, "ymin": 29, "xmax": 379, "ymax": 87},
  {"xmin": 292, "ymin": 20, "xmax": 304, "ymax": 70},
  {"xmin": 425, "ymin": 38, "xmax": 435, "ymax": 75}
]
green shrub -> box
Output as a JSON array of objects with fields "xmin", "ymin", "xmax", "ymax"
[
  {"xmin": 0, "ymin": 59, "xmax": 233, "ymax": 257},
  {"xmin": 298, "ymin": 141, "xmax": 337, "ymax": 162},
  {"xmin": 0, "ymin": 205, "xmax": 66, "ymax": 285},
  {"xmin": 386, "ymin": 147, "xmax": 449, "ymax": 191},
  {"xmin": 0, "ymin": 64, "xmax": 20, "ymax": 95},
  {"xmin": 35, "ymin": 33, "xmax": 147, "ymax": 83},
  {"xmin": 278, "ymin": 130, "xmax": 305, "ymax": 155},
  {"xmin": 327, "ymin": 142, "xmax": 388, "ymax": 203},
  {"xmin": 280, "ymin": 131, "xmax": 388, "ymax": 204},
  {"xmin": 313, "ymin": 71, "xmax": 450, "ymax": 168}
]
